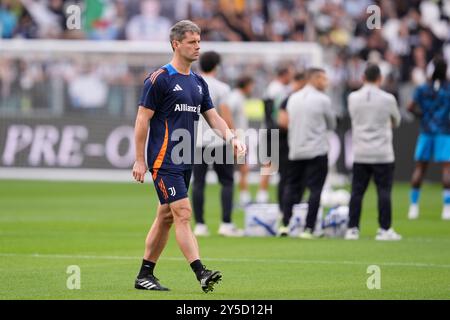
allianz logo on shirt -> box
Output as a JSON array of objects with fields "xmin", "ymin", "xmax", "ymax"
[{"xmin": 174, "ymin": 104, "xmax": 201, "ymax": 114}]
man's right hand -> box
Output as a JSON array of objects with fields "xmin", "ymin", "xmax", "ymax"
[{"xmin": 133, "ymin": 160, "xmax": 148, "ymax": 183}]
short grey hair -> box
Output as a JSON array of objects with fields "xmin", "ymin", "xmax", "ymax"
[{"xmin": 169, "ymin": 20, "xmax": 201, "ymax": 49}]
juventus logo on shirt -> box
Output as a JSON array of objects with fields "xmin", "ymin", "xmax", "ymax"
[
  {"xmin": 168, "ymin": 187, "xmax": 176, "ymax": 196},
  {"xmin": 173, "ymin": 84, "xmax": 183, "ymax": 91},
  {"xmin": 197, "ymin": 85, "xmax": 202, "ymax": 95}
]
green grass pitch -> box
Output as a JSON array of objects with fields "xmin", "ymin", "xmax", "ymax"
[{"xmin": 0, "ymin": 180, "xmax": 449, "ymax": 300}]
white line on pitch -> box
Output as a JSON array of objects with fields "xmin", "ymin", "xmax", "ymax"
[{"xmin": 1, "ymin": 253, "xmax": 449, "ymax": 269}]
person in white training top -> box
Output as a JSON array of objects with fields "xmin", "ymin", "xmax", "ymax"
[
  {"xmin": 345, "ymin": 64, "xmax": 402, "ymax": 241},
  {"xmin": 193, "ymin": 51, "xmax": 244, "ymax": 237},
  {"xmin": 280, "ymin": 68, "xmax": 336, "ymax": 239}
]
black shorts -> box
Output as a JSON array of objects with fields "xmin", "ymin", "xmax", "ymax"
[{"xmin": 151, "ymin": 168, "xmax": 192, "ymax": 204}]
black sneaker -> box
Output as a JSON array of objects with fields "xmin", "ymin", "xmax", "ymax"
[
  {"xmin": 198, "ymin": 269, "xmax": 222, "ymax": 293},
  {"xmin": 135, "ymin": 275, "xmax": 170, "ymax": 291}
]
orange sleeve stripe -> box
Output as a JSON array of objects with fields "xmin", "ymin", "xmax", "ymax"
[
  {"xmin": 149, "ymin": 69, "xmax": 164, "ymax": 84},
  {"xmin": 152, "ymin": 119, "xmax": 169, "ymax": 181},
  {"xmin": 149, "ymin": 69, "xmax": 161, "ymax": 83}
]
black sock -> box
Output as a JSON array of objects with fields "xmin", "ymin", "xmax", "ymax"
[
  {"xmin": 190, "ymin": 259, "xmax": 205, "ymax": 280},
  {"xmin": 137, "ymin": 259, "xmax": 155, "ymax": 278}
]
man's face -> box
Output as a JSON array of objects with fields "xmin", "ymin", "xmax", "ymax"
[
  {"xmin": 243, "ymin": 82, "xmax": 254, "ymax": 96},
  {"xmin": 173, "ymin": 32, "xmax": 201, "ymax": 62},
  {"xmin": 280, "ymin": 70, "xmax": 293, "ymax": 85},
  {"xmin": 313, "ymin": 72, "xmax": 329, "ymax": 91}
]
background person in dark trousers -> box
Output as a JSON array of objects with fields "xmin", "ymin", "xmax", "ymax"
[
  {"xmin": 257, "ymin": 66, "xmax": 292, "ymax": 203},
  {"xmin": 193, "ymin": 51, "xmax": 244, "ymax": 237},
  {"xmin": 277, "ymin": 72, "xmax": 308, "ymax": 214},
  {"xmin": 280, "ymin": 68, "xmax": 336, "ymax": 238},
  {"xmin": 345, "ymin": 64, "xmax": 402, "ymax": 241}
]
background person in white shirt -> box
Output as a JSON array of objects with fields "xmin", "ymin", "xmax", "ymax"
[
  {"xmin": 280, "ymin": 68, "xmax": 336, "ymax": 239},
  {"xmin": 345, "ymin": 64, "xmax": 402, "ymax": 241},
  {"xmin": 193, "ymin": 51, "xmax": 243, "ymax": 237},
  {"xmin": 227, "ymin": 75, "xmax": 254, "ymax": 207}
]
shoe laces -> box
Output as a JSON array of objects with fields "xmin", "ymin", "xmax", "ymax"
[
  {"xmin": 148, "ymin": 274, "xmax": 160, "ymax": 283},
  {"xmin": 201, "ymin": 266, "xmax": 212, "ymax": 274}
]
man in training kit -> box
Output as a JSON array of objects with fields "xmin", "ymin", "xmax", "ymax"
[
  {"xmin": 277, "ymin": 72, "xmax": 307, "ymax": 218},
  {"xmin": 345, "ymin": 64, "xmax": 402, "ymax": 241},
  {"xmin": 407, "ymin": 58, "xmax": 450, "ymax": 220},
  {"xmin": 193, "ymin": 51, "xmax": 244, "ymax": 237},
  {"xmin": 132, "ymin": 20, "xmax": 246, "ymax": 292},
  {"xmin": 280, "ymin": 68, "xmax": 336, "ymax": 239}
]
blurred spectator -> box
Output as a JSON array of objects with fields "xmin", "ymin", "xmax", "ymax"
[
  {"xmin": 125, "ymin": 0, "xmax": 171, "ymax": 41},
  {"xmin": 411, "ymin": 46, "xmax": 428, "ymax": 85},
  {"xmin": 325, "ymin": 52, "xmax": 347, "ymax": 117},
  {"xmin": 14, "ymin": 7, "xmax": 38, "ymax": 38},
  {"xmin": 68, "ymin": 65, "xmax": 108, "ymax": 110},
  {"xmin": 0, "ymin": 0, "xmax": 18, "ymax": 38},
  {"xmin": 0, "ymin": 58, "xmax": 16, "ymax": 100},
  {"xmin": 346, "ymin": 53, "xmax": 366, "ymax": 93},
  {"xmin": 19, "ymin": 0, "xmax": 64, "ymax": 38}
]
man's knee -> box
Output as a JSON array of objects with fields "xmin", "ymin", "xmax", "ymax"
[
  {"xmin": 377, "ymin": 187, "xmax": 391, "ymax": 201},
  {"xmin": 220, "ymin": 180, "xmax": 234, "ymax": 189},
  {"xmin": 170, "ymin": 200, "xmax": 192, "ymax": 224},
  {"xmin": 309, "ymin": 185, "xmax": 324, "ymax": 199},
  {"xmin": 193, "ymin": 178, "xmax": 205, "ymax": 190},
  {"xmin": 162, "ymin": 212, "xmax": 174, "ymax": 225},
  {"xmin": 412, "ymin": 163, "xmax": 427, "ymax": 187},
  {"xmin": 283, "ymin": 186, "xmax": 296, "ymax": 203},
  {"xmin": 158, "ymin": 205, "xmax": 173, "ymax": 226},
  {"xmin": 350, "ymin": 191, "xmax": 364, "ymax": 203}
]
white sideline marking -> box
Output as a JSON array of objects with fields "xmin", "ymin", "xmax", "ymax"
[{"xmin": 1, "ymin": 253, "xmax": 449, "ymax": 269}]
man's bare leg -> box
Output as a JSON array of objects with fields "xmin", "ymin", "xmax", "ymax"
[
  {"xmin": 256, "ymin": 164, "xmax": 270, "ymax": 203},
  {"xmin": 169, "ymin": 198, "xmax": 200, "ymax": 262},
  {"xmin": 408, "ymin": 161, "xmax": 428, "ymax": 219},
  {"xmin": 169, "ymin": 197, "xmax": 222, "ymax": 292},
  {"xmin": 441, "ymin": 162, "xmax": 450, "ymax": 220},
  {"xmin": 411, "ymin": 161, "xmax": 428, "ymax": 189},
  {"xmin": 239, "ymin": 163, "xmax": 251, "ymax": 205},
  {"xmin": 135, "ymin": 203, "xmax": 172, "ymax": 291},
  {"xmin": 144, "ymin": 203, "xmax": 173, "ymax": 262}
]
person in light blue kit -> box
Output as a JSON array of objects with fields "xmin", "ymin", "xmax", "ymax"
[{"xmin": 407, "ymin": 58, "xmax": 450, "ymax": 220}]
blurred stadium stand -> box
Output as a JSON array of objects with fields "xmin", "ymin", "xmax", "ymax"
[{"xmin": 1, "ymin": 0, "xmax": 449, "ymax": 182}]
